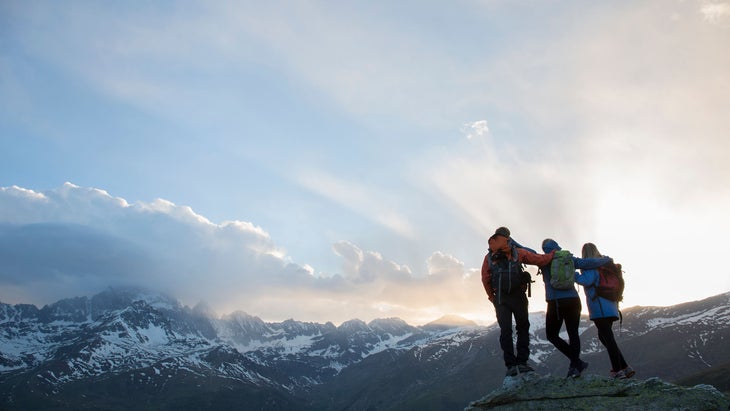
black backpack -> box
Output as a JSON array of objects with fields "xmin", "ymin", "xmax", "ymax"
[{"xmin": 488, "ymin": 248, "xmax": 533, "ymax": 296}]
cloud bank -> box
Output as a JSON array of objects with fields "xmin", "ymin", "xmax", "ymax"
[{"xmin": 0, "ymin": 183, "xmax": 485, "ymax": 325}]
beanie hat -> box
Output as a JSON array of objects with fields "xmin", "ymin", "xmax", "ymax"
[
  {"xmin": 494, "ymin": 226, "xmax": 511, "ymax": 238},
  {"xmin": 541, "ymin": 238, "xmax": 561, "ymax": 253}
]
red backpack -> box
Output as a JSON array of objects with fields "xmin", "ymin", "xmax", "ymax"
[{"xmin": 595, "ymin": 262, "xmax": 624, "ymax": 302}]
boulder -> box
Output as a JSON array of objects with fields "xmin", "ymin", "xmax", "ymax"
[{"xmin": 465, "ymin": 373, "xmax": 730, "ymax": 410}]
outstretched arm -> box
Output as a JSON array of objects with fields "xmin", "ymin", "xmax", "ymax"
[
  {"xmin": 510, "ymin": 238, "xmax": 537, "ymax": 254},
  {"xmin": 573, "ymin": 256, "xmax": 611, "ymax": 270},
  {"xmin": 517, "ymin": 248, "xmax": 555, "ymax": 267},
  {"xmin": 574, "ymin": 269, "xmax": 598, "ymax": 287}
]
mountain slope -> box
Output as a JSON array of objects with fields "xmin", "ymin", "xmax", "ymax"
[
  {"xmin": 0, "ymin": 288, "xmax": 728, "ymax": 410},
  {"xmin": 676, "ymin": 361, "xmax": 730, "ymax": 394}
]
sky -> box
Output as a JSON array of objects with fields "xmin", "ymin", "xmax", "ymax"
[{"xmin": 1, "ymin": 0, "xmax": 729, "ymax": 325}]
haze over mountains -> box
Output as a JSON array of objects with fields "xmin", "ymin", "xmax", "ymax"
[{"xmin": 1, "ymin": 287, "xmax": 728, "ymax": 410}]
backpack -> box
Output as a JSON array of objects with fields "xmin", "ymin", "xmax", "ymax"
[
  {"xmin": 549, "ymin": 249, "xmax": 575, "ymax": 290},
  {"xmin": 489, "ymin": 248, "xmax": 533, "ymax": 296},
  {"xmin": 595, "ymin": 262, "xmax": 624, "ymax": 302}
]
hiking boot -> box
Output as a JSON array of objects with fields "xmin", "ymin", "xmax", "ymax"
[
  {"xmin": 618, "ymin": 366, "xmax": 635, "ymax": 379},
  {"xmin": 613, "ymin": 366, "xmax": 635, "ymax": 379},
  {"xmin": 505, "ymin": 365, "xmax": 519, "ymax": 377},
  {"xmin": 517, "ymin": 363, "xmax": 534, "ymax": 374},
  {"xmin": 567, "ymin": 360, "xmax": 588, "ymax": 378}
]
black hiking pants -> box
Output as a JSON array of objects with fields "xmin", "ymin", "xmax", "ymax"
[
  {"xmin": 545, "ymin": 297, "xmax": 582, "ymax": 368},
  {"xmin": 594, "ymin": 318, "xmax": 628, "ymax": 372},
  {"xmin": 494, "ymin": 292, "xmax": 530, "ymax": 367}
]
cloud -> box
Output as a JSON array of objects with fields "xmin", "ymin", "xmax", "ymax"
[
  {"xmin": 701, "ymin": 2, "xmax": 730, "ymax": 24},
  {"xmin": 461, "ymin": 120, "xmax": 489, "ymax": 140},
  {"xmin": 0, "ymin": 183, "xmax": 283, "ymax": 305},
  {"xmin": 427, "ymin": 252, "xmax": 465, "ymax": 277},
  {"xmin": 0, "ymin": 183, "xmax": 489, "ymax": 325},
  {"xmin": 332, "ymin": 240, "xmax": 412, "ymax": 283}
]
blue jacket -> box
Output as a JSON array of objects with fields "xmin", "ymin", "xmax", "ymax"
[
  {"xmin": 575, "ymin": 268, "xmax": 620, "ymax": 320},
  {"xmin": 540, "ymin": 239, "xmax": 611, "ymax": 301}
]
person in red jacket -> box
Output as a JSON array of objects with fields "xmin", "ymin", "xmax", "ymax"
[{"xmin": 481, "ymin": 227, "xmax": 554, "ymax": 376}]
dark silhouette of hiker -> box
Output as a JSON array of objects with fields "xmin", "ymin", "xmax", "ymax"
[
  {"xmin": 540, "ymin": 238, "xmax": 611, "ymax": 378},
  {"xmin": 575, "ymin": 242, "xmax": 635, "ymax": 379},
  {"xmin": 481, "ymin": 227, "xmax": 554, "ymax": 376}
]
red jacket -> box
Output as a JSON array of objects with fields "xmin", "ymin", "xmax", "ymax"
[{"xmin": 481, "ymin": 248, "xmax": 554, "ymax": 302}]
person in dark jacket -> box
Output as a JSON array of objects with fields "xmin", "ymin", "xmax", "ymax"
[
  {"xmin": 482, "ymin": 227, "xmax": 554, "ymax": 377},
  {"xmin": 575, "ymin": 242, "xmax": 635, "ymax": 379},
  {"xmin": 540, "ymin": 238, "xmax": 611, "ymax": 378}
]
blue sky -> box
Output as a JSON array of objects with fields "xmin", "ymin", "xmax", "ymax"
[{"xmin": 1, "ymin": 1, "xmax": 729, "ymax": 324}]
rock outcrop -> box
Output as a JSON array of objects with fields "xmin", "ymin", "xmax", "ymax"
[{"xmin": 465, "ymin": 373, "xmax": 730, "ymax": 411}]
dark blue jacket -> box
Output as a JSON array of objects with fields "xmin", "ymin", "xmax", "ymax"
[{"xmin": 540, "ymin": 239, "xmax": 611, "ymax": 301}]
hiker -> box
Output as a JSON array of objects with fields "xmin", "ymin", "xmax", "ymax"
[
  {"xmin": 575, "ymin": 242, "xmax": 635, "ymax": 379},
  {"xmin": 540, "ymin": 239, "xmax": 611, "ymax": 378},
  {"xmin": 481, "ymin": 227, "xmax": 554, "ymax": 377}
]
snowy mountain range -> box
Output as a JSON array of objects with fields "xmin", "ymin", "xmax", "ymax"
[{"xmin": 1, "ymin": 287, "xmax": 728, "ymax": 410}]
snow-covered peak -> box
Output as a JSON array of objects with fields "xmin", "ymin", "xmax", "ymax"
[
  {"xmin": 338, "ymin": 318, "xmax": 369, "ymax": 333},
  {"xmin": 368, "ymin": 317, "xmax": 412, "ymax": 335},
  {"xmin": 90, "ymin": 286, "xmax": 180, "ymax": 314},
  {"xmin": 273, "ymin": 318, "xmax": 330, "ymax": 337},
  {"xmin": 423, "ymin": 315, "xmax": 478, "ymax": 330},
  {"xmin": 214, "ymin": 311, "xmax": 270, "ymax": 344},
  {"xmin": 191, "ymin": 301, "xmax": 217, "ymax": 318},
  {"xmin": 222, "ymin": 310, "xmax": 261, "ymax": 323}
]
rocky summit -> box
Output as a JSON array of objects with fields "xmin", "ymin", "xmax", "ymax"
[{"xmin": 465, "ymin": 373, "xmax": 730, "ymax": 411}]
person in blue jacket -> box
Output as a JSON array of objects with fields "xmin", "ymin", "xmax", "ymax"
[
  {"xmin": 540, "ymin": 238, "xmax": 611, "ymax": 378},
  {"xmin": 575, "ymin": 242, "xmax": 635, "ymax": 379}
]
